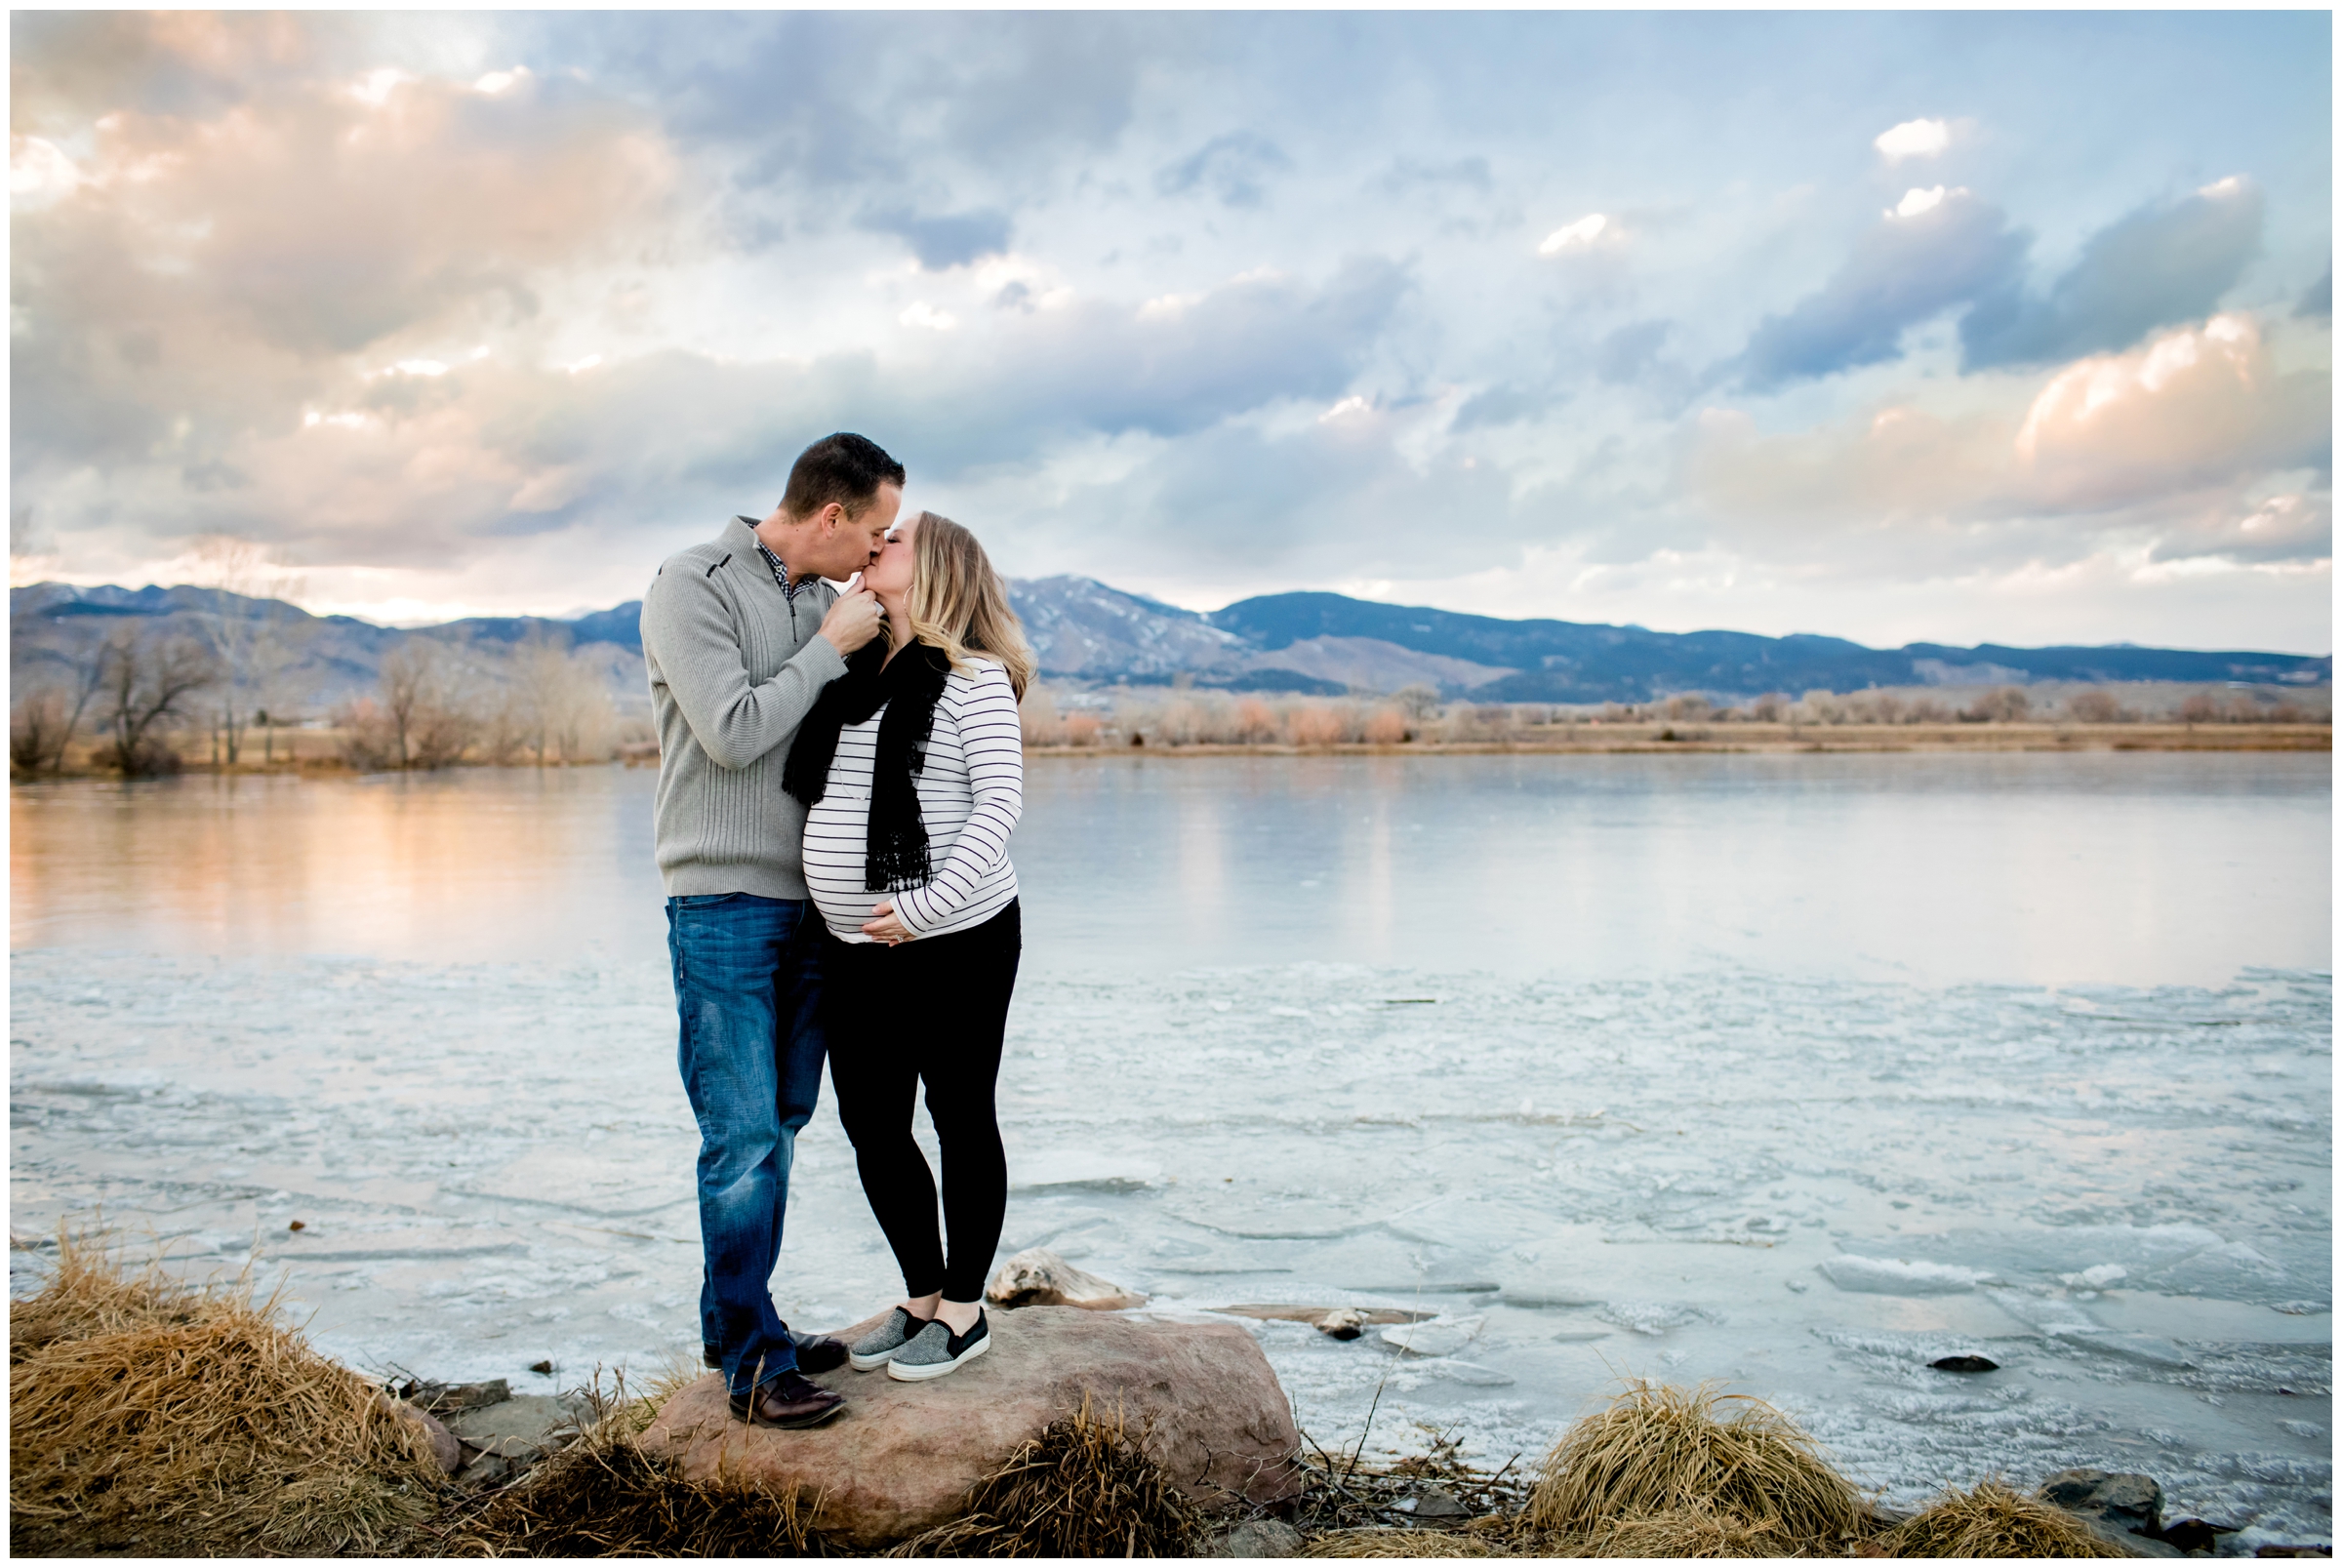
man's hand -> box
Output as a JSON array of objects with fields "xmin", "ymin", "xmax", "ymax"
[
  {"xmin": 818, "ymin": 577, "xmax": 884, "ymax": 656},
  {"xmin": 862, "ymin": 900, "xmax": 912, "ymax": 945}
]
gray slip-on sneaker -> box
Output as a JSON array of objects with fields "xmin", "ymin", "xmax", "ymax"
[
  {"xmin": 886, "ymin": 1309, "xmax": 990, "ymax": 1382},
  {"xmin": 849, "ymin": 1306, "xmax": 933, "ymax": 1372}
]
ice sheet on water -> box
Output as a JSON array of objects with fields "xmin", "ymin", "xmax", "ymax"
[
  {"xmin": 1885, "ymin": 1225, "xmax": 2325, "ymax": 1312},
  {"xmin": 1820, "ymin": 1257, "xmax": 1995, "ymax": 1295},
  {"xmin": 9, "ymin": 949, "xmax": 2328, "ymax": 1542},
  {"xmin": 1379, "ymin": 1316, "xmax": 1481, "ymax": 1357}
]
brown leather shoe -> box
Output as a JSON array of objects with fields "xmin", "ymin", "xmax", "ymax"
[
  {"xmin": 791, "ymin": 1332, "xmax": 849, "ymax": 1375},
  {"xmin": 705, "ymin": 1331, "xmax": 849, "ymax": 1375},
  {"xmin": 728, "ymin": 1371, "xmax": 846, "ymax": 1429}
]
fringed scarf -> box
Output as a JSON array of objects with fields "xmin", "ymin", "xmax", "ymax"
[{"xmin": 783, "ymin": 639, "xmax": 953, "ymax": 892}]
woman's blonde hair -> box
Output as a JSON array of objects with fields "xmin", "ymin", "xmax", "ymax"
[{"xmin": 905, "ymin": 511, "xmax": 1036, "ymax": 700}]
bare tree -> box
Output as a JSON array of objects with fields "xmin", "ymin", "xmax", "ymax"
[
  {"xmin": 497, "ymin": 633, "xmax": 618, "ymax": 764},
  {"xmin": 2065, "ymin": 689, "xmax": 2125, "ymax": 724},
  {"xmin": 378, "ymin": 640, "xmax": 437, "ymax": 768},
  {"xmin": 506, "ymin": 632, "xmax": 572, "ymax": 765},
  {"xmin": 1962, "ymin": 686, "xmax": 2032, "ymax": 723},
  {"xmin": 96, "ymin": 626, "xmax": 219, "ymax": 777},
  {"xmin": 183, "ymin": 535, "xmax": 305, "ymax": 767},
  {"xmin": 1393, "ymin": 683, "xmax": 1442, "ymax": 720},
  {"xmin": 11, "ymin": 692, "xmax": 71, "ymax": 777},
  {"xmin": 9, "ymin": 618, "xmax": 110, "ymax": 775},
  {"xmin": 247, "ymin": 612, "xmax": 313, "ymax": 765}
]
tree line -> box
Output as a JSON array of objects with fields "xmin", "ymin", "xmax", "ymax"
[{"xmin": 11, "ymin": 537, "xmax": 629, "ymax": 779}]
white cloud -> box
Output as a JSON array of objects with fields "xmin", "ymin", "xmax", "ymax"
[
  {"xmin": 472, "ymin": 67, "xmax": 529, "ymax": 95},
  {"xmin": 1875, "ymin": 118, "xmax": 1952, "ymax": 161},
  {"xmin": 899, "ymin": 302, "xmax": 959, "ymax": 332},
  {"xmin": 10, "ymin": 137, "xmax": 86, "ymax": 203},
  {"xmin": 1537, "ymin": 213, "xmax": 1608, "ymax": 256},
  {"xmin": 348, "ymin": 67, "xmax": 411, "ymax": 106},
  {"xmin": 1889, "ymin": 185, "xmax": 1953, "ymax": 220},
  {"xmin": 2013, "ymin": 312, "xmax": 2316, "ymax": 484}
]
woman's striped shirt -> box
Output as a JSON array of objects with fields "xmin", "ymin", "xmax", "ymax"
[{"xmin": 802, "ymin": 655, "xmax": 1024, "ymax": 943}]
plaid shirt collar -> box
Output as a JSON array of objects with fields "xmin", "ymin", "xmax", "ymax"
[{"xmin": 746, "ymin": 528, "xmax": 809, "ymax": 601}]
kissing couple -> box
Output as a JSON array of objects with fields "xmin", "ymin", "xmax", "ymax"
[{"xmin": 641, "ymin": 432, "xmax": 1033, "ymax": 1428}]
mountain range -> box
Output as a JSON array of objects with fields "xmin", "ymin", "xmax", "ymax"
[{"xmin": 12, "ymin": 578, "xmax": 2329, "ymax": 712}]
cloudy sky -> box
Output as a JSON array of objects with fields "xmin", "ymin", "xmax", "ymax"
[{"xmin": 11, "ymin": 11, "xmax": 2332, "ymax": 651}]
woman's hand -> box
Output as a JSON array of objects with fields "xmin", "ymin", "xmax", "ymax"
[{"xmin": 862, "ymin": 900, "xmax": 913, "ymax": 945}]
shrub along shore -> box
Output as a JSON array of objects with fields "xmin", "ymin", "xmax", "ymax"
[
  {"xmin": 10, "ymin": 664, "xmax": 2327, "ymax": 780},
  {"xmin": 9, "ymin": 715, "xmax": 2330, "ymax": 782},
  {"xmin": 13, "ymin": 1232, "xmax": 2323, "ymax": 1558}
]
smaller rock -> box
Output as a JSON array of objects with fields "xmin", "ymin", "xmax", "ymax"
[
  {"xmin": 2155, "ymin": 1519, "xmax": 2233, "ymax": 1554},
  {"xmin": 529, "ymin": 1359, "xmax": 554, "ymax": 1375},
  {"xmin": 985, "ymin": 1246, "xmax": 1148, "ymax": 1310},
  {"xmin": 460, "ymin": 1452, "xmax": 514, "ymax": 1490},
  {"xmin": 413, "ymin": 1377, "xmax": 511, "ymax": 1415},
  {"xmin": 1930, "ymin": 1354, "xmax": 1999, "ymax": 1373},
  {"xmin": 1316, "ymin": 1308, "xmax": 1366, "ymax": 1340},
  {"xmin": 1401, "ymin": 1486, "xmax": 1471, "ymax": 1521},
  {"xmin": 1211, "ymin": 1518, "xmax": 1304, "ymax": 1557},
  {"xmin": 378, "ymin": 1396, "xmax": 462, "ymax": 1475},
  {"xmin": 446, "ymin": 1393, "xmax": 586, "ymax": 1461},
  {"xmin": 2040, "ymin": 1468, "xmax": 2163, "ymax": 1537},
  {"xmin": 287, "ymin": 1220, "xmax": 305, "ymax": 1231}
]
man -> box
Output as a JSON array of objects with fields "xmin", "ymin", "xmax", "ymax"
[{"xmin": 640, "ymin": 431, "xmax": 904, "ymax": 1428}]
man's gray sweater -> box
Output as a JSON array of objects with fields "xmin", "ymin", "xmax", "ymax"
[{"xmin": 641, "ymin": 515, "xmax": 846, "ymax": 901}]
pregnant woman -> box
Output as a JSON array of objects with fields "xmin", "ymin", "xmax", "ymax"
[{"xmin": 784, "ymin": 510, "xmax": 1033, "ymax": 1383}]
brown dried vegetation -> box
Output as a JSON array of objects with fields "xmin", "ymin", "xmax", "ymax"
[
  {"xmin": 888, "ymin": 1395, "xmax": 1205, "ymax": 1557},
  {"xmin": 1529, "ymin": 1380, "xmax": 1864, "ymax": 1549},
  {"xmin": 1884, "ymin": 1480, "xmax": 2132, "ymax": 1558},
  {"xmin": 9, "ymin": 1228, "xmax": 445, "ymax": 1557}
]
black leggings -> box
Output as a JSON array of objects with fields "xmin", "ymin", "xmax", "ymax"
[{"xmin": 826, "ymin": 901, "xmax": 1021, "ymax": 1304}]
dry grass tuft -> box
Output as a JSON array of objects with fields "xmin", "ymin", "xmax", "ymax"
[
  {"xmin": 888, "ymin": 1394, "xmax": 1205, "ymax": 1557},
  {"xmin": 1578, "ymin": 1502, "xmax": 1803, "ymax": 1557},
  {"xmin": 1885, "ymin": 1480, "xmax": 2131, "ymax": 1558},
  {"xmin": 441, "ymin": 1416, "xmax": 832, "ymax": 1558},
  {"xmin": 1301, "ymin": 1527, "xmax": 1512, "ymax": 1557},
  {"xmin": 9, "ymin": 1227, "xmax": 446, "ymax": 1557},
  {"xmin": 1529, "ymin": 1381, "xmax": 1863, "ymax": 1549}
]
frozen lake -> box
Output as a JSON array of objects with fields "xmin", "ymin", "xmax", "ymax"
[{"xmin": 10, "ymin": 754, "xmax": 2332, "ymax": 1548}]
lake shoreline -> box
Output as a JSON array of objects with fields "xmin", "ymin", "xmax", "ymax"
[
  {"xmin": 1030, "ymin": 720, "xmax": 2331, "ymax": 756},
  {"xmin": 11, "ymin": 719, "xmax": 2329, "ymax": 782}
]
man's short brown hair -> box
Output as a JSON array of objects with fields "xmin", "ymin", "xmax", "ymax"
[{"xmin": 780, "ymin": 432, "xmax": 907, "ymax": 521}]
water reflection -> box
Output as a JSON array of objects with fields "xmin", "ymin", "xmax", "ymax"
[
  {"xmin": 11, "ymin": 751, "xmax": 2330, "ymax": 986},
  {"xmin": 10, "ymin": 770, "xmax": 666, "ymax": 964}
]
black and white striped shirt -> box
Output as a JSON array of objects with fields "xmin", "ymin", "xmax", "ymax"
[{"xmin": 803, "ymin": 656, "xmax": 1024, "ymax": 942}]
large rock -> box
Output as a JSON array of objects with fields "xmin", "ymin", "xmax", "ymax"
[
  {"xmin": 636, "ymin": 1307, "xmax": 1302, "ymax": 1548},
  {"xmin": 2039, "ymin": 1469, "xmax": 2163, "ymax": 1536},
  {"xmin": 1210, "ymin": 1518, "xmax": 1305, "ymax": 1557},
  {"xmin": 2039, "ymin": 1469, "xmax": 2180, "ymax": 1557}
]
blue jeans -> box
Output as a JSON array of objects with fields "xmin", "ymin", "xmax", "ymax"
[{"xmin": 666, "ymin": 892, "xmax": 827, "ymax": 1395}]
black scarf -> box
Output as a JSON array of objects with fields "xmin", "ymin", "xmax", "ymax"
[{"xmin": 783, "ymin": 639, "xmax": 953, "ymax": 893}]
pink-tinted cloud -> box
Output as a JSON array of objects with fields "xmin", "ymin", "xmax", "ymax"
[{"xmin": 1693, "ymin": 311, "xmax": 2330, "ymax": 572}]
